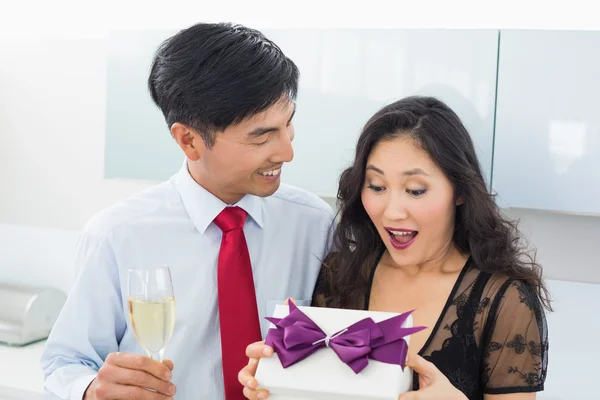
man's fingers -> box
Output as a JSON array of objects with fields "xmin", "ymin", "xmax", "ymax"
[
  {"xmin": 162, "ymin": 359, "xmax": 174, "ymax": 371},
  {"xmin": 110, "ymin": 365, "xmax": 176, "ymax": 396},
  {"xmin": 95, "ymin": 381, "xmax": 173, "ymax": 400},
  {"xmin": 245, "ymin": 341, "xmax": 273, "ymax": 359},
  {"xmin": 106, "ymin": 353, "xmax": 172, "ymax": 381}
]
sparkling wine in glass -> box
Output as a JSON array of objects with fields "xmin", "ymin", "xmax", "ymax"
[{"xmin": 127, "ymin": 267, "xmax": 176, "ymax": 361}]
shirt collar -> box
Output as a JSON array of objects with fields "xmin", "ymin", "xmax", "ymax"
[{"xmin": 174, "ymin": 159, "xmax": 264, "ymax": 234}]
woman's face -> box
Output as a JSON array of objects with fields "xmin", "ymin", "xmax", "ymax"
[{"xmin": 361, "ymin": 135, "xmax": 460, "ymax": 267}]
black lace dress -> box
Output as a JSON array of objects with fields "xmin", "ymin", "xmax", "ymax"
[{"xmin": 312, "ymin": 254, "xmax": 548, "ymax": 399}]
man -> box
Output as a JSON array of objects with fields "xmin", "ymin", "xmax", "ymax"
[{"xmin": 41, "ymin": 22, "xmax": 334, "ymax": 400}]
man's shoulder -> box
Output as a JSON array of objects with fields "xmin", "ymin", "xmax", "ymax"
[
  {"xmin": 82, "ymin": 180, "xmax": 180, "ymax": 238},
  {"xmin": 269, "ymin": 184, "xmax": 335, "ymax": 219}
]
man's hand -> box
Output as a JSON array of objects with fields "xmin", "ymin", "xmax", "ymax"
[{"xmin": 84, "ymin": 353, "xmax": 176, "ymax": 400}]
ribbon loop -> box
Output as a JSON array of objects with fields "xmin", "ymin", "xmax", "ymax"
[{"xmin": 264, "ymin": 303, "xmax": 427, "ymax": 374}]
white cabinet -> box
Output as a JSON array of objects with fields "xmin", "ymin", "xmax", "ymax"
[
  {"xmin": 104, "ymin": 30, "xmax": 181, "ymax": 181},
  {"xmin": 267, "ymin": 29, "xmax": 500, "ymax": 196},
  {"xmin": 105, "ymin": 30, "xmax": 500, "ymax": 195},
  {"xmin": 492, "ymin": 30, "xmax": 600, "ymax": 215}
]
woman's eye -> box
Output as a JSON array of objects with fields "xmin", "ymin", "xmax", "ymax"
[
  {"xmin": 368, "ymin": 184, "xmax": 385, "ymax": 193},
  {"xmin": 407, "ymin": 189, "xmax": 427, "ymax": 196}
]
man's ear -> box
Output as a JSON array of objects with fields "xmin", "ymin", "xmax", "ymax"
[{"xmin": 171, "ymin": 122, "xmax": 205, "ymax": 161}]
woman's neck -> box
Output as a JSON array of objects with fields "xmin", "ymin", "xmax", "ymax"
[{"xmin": 382, "ymin": 244, "xmax": 469, "ymax": 278}]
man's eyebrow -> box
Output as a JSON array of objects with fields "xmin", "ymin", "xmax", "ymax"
[{"xmin": 247, "ymin": 104, "xmax": 296, "ymax": 138}]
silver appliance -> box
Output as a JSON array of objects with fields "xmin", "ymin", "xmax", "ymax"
[{"xmin": 0, "ymin": 284, "xmax": 66, "ymax": 346}]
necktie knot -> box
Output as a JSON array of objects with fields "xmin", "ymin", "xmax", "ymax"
[{"xmin": 214, "ymin": 206, "xmax": 247, "ymax": 232}]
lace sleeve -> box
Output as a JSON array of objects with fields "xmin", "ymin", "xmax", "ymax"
[{"xmin": 481, "ymin": 279, "xmax": 548, "ymax": 394}]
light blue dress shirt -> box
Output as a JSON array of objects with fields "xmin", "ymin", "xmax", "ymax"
[{"xmin": 40, "ymin": 162, "xmax": 335, "ymax": 399}]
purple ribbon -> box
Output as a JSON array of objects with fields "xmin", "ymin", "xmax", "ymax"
[{"xmin": 265, "ymin": 303, "xmax": 427, "ymax": 374}]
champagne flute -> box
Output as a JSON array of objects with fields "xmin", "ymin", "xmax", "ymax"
[{"xmin": 127, "ymin": 266, "xmax": 176, "ymax": 362}]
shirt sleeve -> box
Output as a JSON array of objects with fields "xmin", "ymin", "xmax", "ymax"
[
  {"xmin": 40, "ymin": 230, "xmax": 127, "ymax": 400},
  {"xmin": 481, "ymin": 279, "xmax": 549, "ymax": 394}
]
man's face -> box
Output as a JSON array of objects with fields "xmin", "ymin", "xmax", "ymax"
[{"xmin": 182, "ymin": 98, "xmax": 296, "ymax": 204}]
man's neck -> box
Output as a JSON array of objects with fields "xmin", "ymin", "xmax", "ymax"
[{"xmin": 187, "ymin": 162, "xmax": 242, "ymax": 205}]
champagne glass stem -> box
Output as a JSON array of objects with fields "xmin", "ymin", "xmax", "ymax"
[{"xmin": 148, "ymin": 348, "xmax": 165, "ymax": 362}]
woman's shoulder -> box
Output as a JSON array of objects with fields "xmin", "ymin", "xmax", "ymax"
[
  {"xmin": 467, "ymin": 262, "xmax": 545, "ymax": 324},
  {"xmin": 464, "ymin": 261, "xmax": 544, "ymax": 317},
  {"xmin": 467, "ymin": 260, "xmax": 522, "ymax": 299}
]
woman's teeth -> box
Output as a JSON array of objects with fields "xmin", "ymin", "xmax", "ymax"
[{"xmin": 388, "ymin": 230, "xmax": 415, "ymax": 236}]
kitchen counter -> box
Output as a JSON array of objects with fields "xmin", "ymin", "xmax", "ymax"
[{"xmin": 0, "ymin": 340, "xmax": 45, "ymax": 400}]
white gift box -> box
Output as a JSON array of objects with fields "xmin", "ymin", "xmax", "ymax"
[{"xmin": 254, "ymin": 305, "xmax": 416, "ymax": 400}]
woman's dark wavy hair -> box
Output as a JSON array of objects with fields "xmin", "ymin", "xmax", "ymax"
[{"xmin": 324, "ymin": 95, "xmax": 552, "ymax": 311}]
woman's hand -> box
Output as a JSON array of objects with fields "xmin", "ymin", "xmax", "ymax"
[
  {"xmin": 398, "ymin": 354, "xmax": 467, "ymax": 400},
  {"xmin": 238, "ymin": 341, "xmax": 274, "ymax": 399}
]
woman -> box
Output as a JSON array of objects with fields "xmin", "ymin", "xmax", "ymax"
[{"xmin": 241, "ymin": 96, "xmax": 549, "ymax": 400}]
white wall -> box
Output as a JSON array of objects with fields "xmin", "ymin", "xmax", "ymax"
[
  {"xmin": 0, "ymin": 35, "xmax": 155, "ymax": 231},
  {"xmin": 0, "ymin": 224, "xmax": 79, "ymax": 295}
]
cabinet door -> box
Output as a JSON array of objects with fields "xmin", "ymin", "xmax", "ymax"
[
  {"xmin": 104, "ymin": 30, "xmax": 181, "ymax": 181},
  {"xmin": 266, "ymin": 29, "xmax": 499, "ymax": 196},
  {"xmin": 492, "ymin": 30, "xmax": 600, "ymax": 214},
  {"xmin": 105, "ymin": 29, "xmax": 500, "ymax": 195}
]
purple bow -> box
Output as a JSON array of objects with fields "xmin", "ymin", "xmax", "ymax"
[{"xmin": 265, "ymin": 303, "xmax": 427, "ymax": 374}]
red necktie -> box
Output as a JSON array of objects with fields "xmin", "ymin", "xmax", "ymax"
[{"xmin": 214, "ymin": 206, "xmax": 262, "ymax": 400}]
